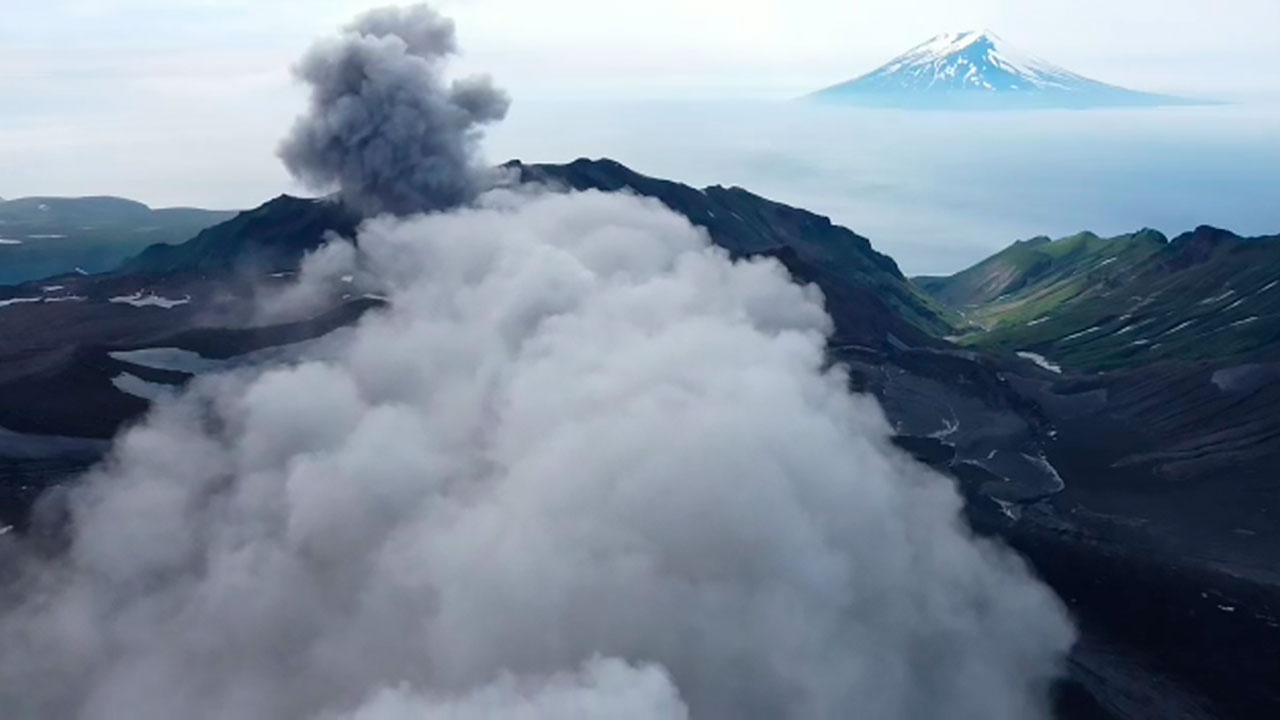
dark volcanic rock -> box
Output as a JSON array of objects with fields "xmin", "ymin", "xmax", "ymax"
[
  {"xmin": 509, "ymin": 158, "xmax": 955, "ymax": 347},
  {"xmin": 1166, "ymin": 226, "xmax": 1242, "ymax": 270},
  {"xmin": 120, "ymin": 195, "xmax": 360, "ymax": 276},
  {"xmin": 0, "ymin": 296, "xmax": 384, "ymax": 439},
  {"xmin": 117, "ymin": 159, "xmax": 955, "ymax": 351},
  {"xmin": 990, "ymin": 358, "xmax": 1280, "ymax": 720}
]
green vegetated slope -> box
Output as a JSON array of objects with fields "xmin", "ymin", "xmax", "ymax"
[
  {"xmin": 917, "ymin": 226, "xmax": 1280, "ymax": 371},
  {"xmin": 0, "ymin": 196, "xmax": 236, "ymax": 284}
]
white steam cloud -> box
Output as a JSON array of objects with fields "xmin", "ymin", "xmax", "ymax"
[{"xmin": 0, "ymin": 188, "xmax": 1072, "ymax": 719}]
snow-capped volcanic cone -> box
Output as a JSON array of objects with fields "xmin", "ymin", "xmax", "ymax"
[{"xmin": 810, "ymin": 30, "xmax": 1205, "ymax": 109}]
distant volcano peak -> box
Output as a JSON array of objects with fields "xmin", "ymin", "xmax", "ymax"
[{"xmin": 809, "ymin": 31, "xmax": 1207, "ymax": 109}]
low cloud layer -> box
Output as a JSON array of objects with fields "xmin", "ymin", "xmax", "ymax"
[
  {"xmin": 278, "ymin": 4, "xmax": 510, "ymax": 215},
  {"xmin": 0, "ymin": 188, "xmax": 1072, "ymax": 719}
]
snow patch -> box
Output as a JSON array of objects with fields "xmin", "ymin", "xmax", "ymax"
[
  {"xmin": 111, "ymin": 373, "xmax": 178, "ymax": 402},
  {"xmin": 1016, "ymin": 351, "xmax": 1062, "ymax": 374},
  {"xmin": 1230, "ymin": 316, "xmax": 1259, "ymax": 327},
  {"xmin": 1211, "ymin": 365, "xmax": 1269, "ymax": 392},
  {"xmin": 109, "ymin": 348, "xmax": 226, "ymax": 374},
  {"xmin": 1061, "ymin": 325, "xmax": 1102, "ymax": 342},
  {"xmin": 877, "ymin": 30, "xmax": 1087, "ymax": 92},
  {"xmin": 1026, "ymin": 317, "xmax": 1050, "ymax": 327},
  {"xmin": 109, "ymin": 291, "xmax": 191, "ymax": 309},
  {"xmin": 991, "ymin": 498, "xmax": 1021, "ymax": 521},
  {"xmin": 0, "ymin": 297, "xmax": 41, "ymax": 308},
  {"xmin": 0, "ymin": 294, "xmax": 86, "ymax": 308},
  {"xmin": 1024, "ymin": 452, "xmax": 1066, "ymax": 493},
  {"xmin": 26, "ymin": 234, "xmax": 67, "ymax": 239},
  {"xmin": 110, "ymin": 334, "xmax": 342, "ymax": 377},
  {"xmin": 1199, "ymin": 289, "xmax": 1236, "ymax": 305},
  {"xmin": 928, "ymin": 416, "xmax": 960, "ymax": 440},
  {"xmin": 0, "ymin": 238, "xmax": 22, "ymax": 245}
]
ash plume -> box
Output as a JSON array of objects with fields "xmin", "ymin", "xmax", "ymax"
[
  {"xmin": 0, "ymin": 5, "xmax": 1073, "ymax": 719},
  {"xmin": 278, "ymin": 4, "xmax": 510, "ymax": 215}
]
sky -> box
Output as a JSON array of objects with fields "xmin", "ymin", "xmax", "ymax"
[
  {"xmin": 4, "ymin": 0, "xmax": 1276, "ymax": 102},
  {"xmin": 1, "ymin": 0, "xmax": 1278, "ymax": 271}
]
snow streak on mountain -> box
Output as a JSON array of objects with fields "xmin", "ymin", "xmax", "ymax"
[{"xmin": 811, "ymin": 31, "xmax": 1201, "ymax": 109}]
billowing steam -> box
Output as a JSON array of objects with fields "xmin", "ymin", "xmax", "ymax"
[
  {"xmin": 278, "ymin": 4, "xmax": 510, "ymax": 215},
  {"xmin": 0, "ymin": 4, "xmax": 1074, "ymax": 720},
  {"xmin": 0, "ymin": 190, "xmax": 1072, "ymax": 719}
]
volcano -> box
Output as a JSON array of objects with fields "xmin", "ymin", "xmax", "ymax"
[{"xmin": 810, "ymin": 30, "xmax": 1205, "ymax": 109}]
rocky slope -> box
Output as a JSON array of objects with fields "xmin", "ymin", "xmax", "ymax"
[
  {"xmin": 910, "ymin": 224, "xmax": 1280, "ymax": 717},
  {"xmin": 0, "ymin": 157, "xmax": 958, "ymax": 521},
  {"xmin": 121, "ymin": 195, "xmax": 359, "ymax": 276},
  {"xmin": 119, "ymin": 160, "xmax": 955, "ymax": 345},
  {"xmin": 510, "ymin": 158, "xmax": 956, "ymax": 345}
]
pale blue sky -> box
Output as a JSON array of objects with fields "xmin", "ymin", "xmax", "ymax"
[{"xmin": 2, "ymin": 0, "xmax": 1278, "ymax": 206}]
